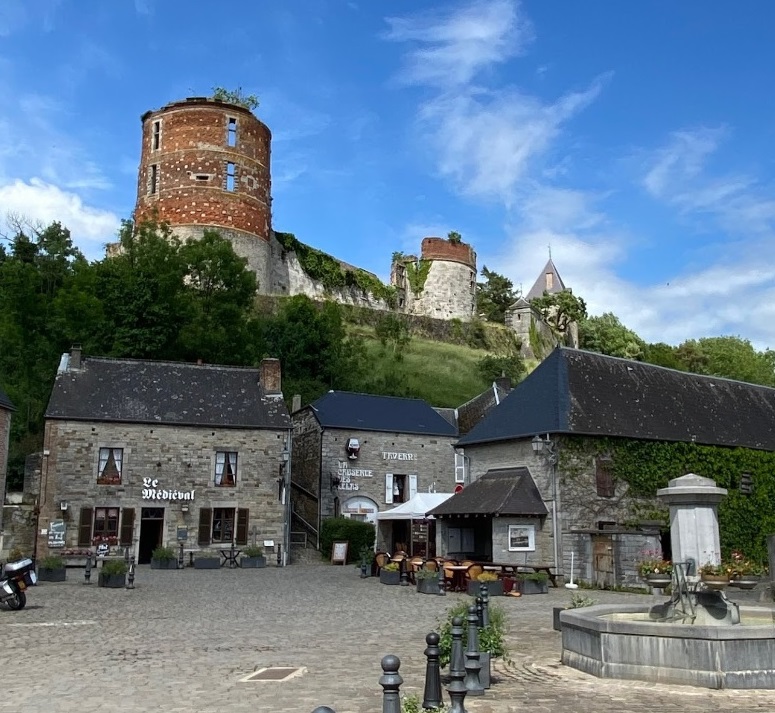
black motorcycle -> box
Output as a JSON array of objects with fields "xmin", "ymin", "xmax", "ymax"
[{"xmin": 1, "ymin": 558, "xmax": 37, "ymax": 610}]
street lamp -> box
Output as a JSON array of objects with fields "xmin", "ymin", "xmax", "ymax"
[{"xmin": 532, "ymin": 434, "xmax": 560, "ymax": 576}]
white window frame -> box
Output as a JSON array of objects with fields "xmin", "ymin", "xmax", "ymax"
[
  {"xmin": 408, "ymin": 474, "xmax": 417, "ymax": 499},
  {"xmin": 215, "ymin": 451, "xmax": 238, "ymax": 487},
  {"xmin": 385, "ymin": 473, "xmax": 394, "ymax": 504},
  {"xmin": 508, "ymin": 524, "xmax": 536, "ymax": 552},
  {"xmin": 97, "ymin": 447, "xmax": 123, "ymax": 484},
  {"xmin": 454, "ymin": 452, "xmax": 466, "ymax": 484}
]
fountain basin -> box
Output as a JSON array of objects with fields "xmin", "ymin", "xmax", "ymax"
[{"xmin": 561, "ymin": 603, "xmax": 775, "ymax": 689}]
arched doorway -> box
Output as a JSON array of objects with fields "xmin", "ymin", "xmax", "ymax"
[{"xmin": 341, "ymin": 495, "xmax": 378, "ymax": 525}]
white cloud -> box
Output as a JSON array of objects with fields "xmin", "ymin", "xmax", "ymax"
[{"xmin": 0, "ymin": 179, "xmax": 120, "ymax": 257}]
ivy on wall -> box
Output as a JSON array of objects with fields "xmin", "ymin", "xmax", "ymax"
[
  {"xmin": 405, "ymin": 259, "xmax": 431, "ymax": 296},
  {"xmin": 275, "ymin": 232, "xmax": 396, "ymax": 307},
  {"xmin": 560, "ymin": 436, "xmax": 775, "ymax": 563}
]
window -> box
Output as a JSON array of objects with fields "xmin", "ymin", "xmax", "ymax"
[
  {"xmin": 454, "ymin": 452, "xmax": 467, "ymax": 484},
  {"xmin": 97, "ymin": 447, "xmax": 123, "ymax": 484},
  {"xmin": 198, "ymin": 507, "xmax": 249, "ymax": 545},
  {"xmin": 595, "ymin": 457, "xmax": 615, "ymax": 498},
  {"xmin": 93, "ymin": 507, "xmax": 119, "ymax": 544},
  {"xmin": 152, "ymin": 120, "xmax": 161, "ymax": 150},
  {"xmin": 385, "ymin": 473, "xmax": 417, "ymax": 504},
  {"xmin": 227, "ymin": 117, "xmax": 237, "ymax": 147},
  {"xmin": 226, "ymin": 162, "xmax": 235, "ymax": 191},
  {"xmin": 149, "ymin": 164, "xmax": 158, "ymax": 195},
  {"xmin": 215, "ymin": 451, "xmax": 237, "ymax": 486},
  {"xmin": 545, "ymin": 272, "xmax": 553, "ymax": 290},
  {"xmin": 508, "ymin": 524, "xmax": 536, "ymax": 552}
]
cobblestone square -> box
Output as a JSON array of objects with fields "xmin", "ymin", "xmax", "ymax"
[{"xmin": 3, "ymin": 564, "xmax": 775, "ymax": 713}]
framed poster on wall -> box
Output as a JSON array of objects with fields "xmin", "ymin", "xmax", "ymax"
[{"xmin": 508, "ymin": 524, "xmax": 536, "ymax": 552}]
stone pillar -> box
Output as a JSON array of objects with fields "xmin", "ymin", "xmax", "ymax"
[{"xmin": 656, "ymin": 473, "xmax": 727, "ymax": 574}]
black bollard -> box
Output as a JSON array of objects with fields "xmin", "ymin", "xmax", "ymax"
[
  {"xmin": 124, "ymin": 546, "xmax": 130, "ymax": 564},
  {"xmin": 422, "ymin": 632, "xmax": 443, "ymax": 709},
  {"xmin": 464, "ymin": 605, "xmax": 483, "ymax": 696},
  {"xmin": 310, "ymin": 708, "xmax": 337, "ymax": 713},
  {"xmin": 277, "ymin": 544, "xmax": 282, "ymax": 567},
  {"xmin": 475, "ymin": 596, "xmax": 484, "ymax": 627},
  {"xmin": 480, "ymin": 583, "xmax": 490, "ymax": 628},
  {"xmin": 399, "ymin": 558, "xmax": 409, "ymax": 587},
  {"xmin": 126, "ymin": 555, "xmax": 135, "ymax": 590},
  {"xmin": 178, "ymin": 542, "xmax": 184, "ymax": 569},
  {"xmin": 438, "ymin": 570, "xmax": 447, "ymax": 596},
  {"xmin": 84, "ymin": 555, "xmax": 93, "ymax": 585},
  {"xmin": 379, "ymin": 655, "xmax": 403, "ymax": 713},
  {"xmin": 447, "ymin": 618, "xmax": 468, "ymax": 713}
]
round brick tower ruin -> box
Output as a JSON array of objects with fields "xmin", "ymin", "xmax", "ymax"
[
  {"xmin": 392, "ymin": 237, "xmax": 477, "ymax": 321},
  {"xmin": 134, "ymin": 97, "xmax": 272, "ymax": 289}
]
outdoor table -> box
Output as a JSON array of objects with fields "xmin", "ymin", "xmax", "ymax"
[
  {"xmin": 220, "ymin": 547, "xmax": 241, "ymax": 568},
  {"xmin": 445, "ymin": 565, "xmax": 470, "ymax": 592}
]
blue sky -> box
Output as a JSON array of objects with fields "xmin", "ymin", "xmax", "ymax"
[{"xmin": 2, "ymin": 0, "xmax": 775, "ymax": 349}]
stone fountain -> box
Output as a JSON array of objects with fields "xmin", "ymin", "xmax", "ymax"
[{"xmin": 560, "ymin": 473, "xmax": 775, "ymax": 689}]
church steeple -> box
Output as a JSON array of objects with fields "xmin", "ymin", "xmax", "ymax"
[{"xmin": 525, "ymin": 258, "xmax": 567, "ymax": 301}]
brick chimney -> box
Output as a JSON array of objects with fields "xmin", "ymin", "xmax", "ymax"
[
  {"xmin": 291, "ymin": 394, "xmax": 302, "ymax": 413},
  {"xmin": 259, "ymin": 358, "xmax": 282, "ymax": 396},
  {"xmin": 70, "ymin": 345, "xmax": 82, "ymax": 370}
]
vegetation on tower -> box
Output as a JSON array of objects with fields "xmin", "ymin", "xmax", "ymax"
[{"xmin": 211, "ymin": 86, "xmax": 259, "ymax": 111}]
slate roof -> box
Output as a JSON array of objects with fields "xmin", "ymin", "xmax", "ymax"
[
  {"xmin": 457, "ymin": 347, "xmax": 775, "ymax": 450},
  {"xmin": 457, "ymin": 381, "xmax": 511, "ymax": 436},
  {"xmin": 46, "ymin": 357, "xmax": 291, "ymax": 429},
  {"xmin": 434, "ymin": 407, "xmax": 458, "ymax": 429},
  {"xmin": 525, "ymin": 259, "xmax": 567, "ymax": 301},
  {"xmin": 428, "ymin": 467, "xmax": 548, "ymax": 517},
  {"xmin": 0, "ymin": 385, "xmax": 14, "ymax": 411},
  {"xmin": 308, "ymin": 391, "xmax": 458, "ymax": 436}
]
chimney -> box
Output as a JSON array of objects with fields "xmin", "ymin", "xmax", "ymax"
[
  {"xmin": 259, "ymin": 358, "xmax": 282, "ymax": 396},
  {"xmin": 291, "ymin": 394, "xmax": 302, "ymax": 413},
  {"xmin": 70, "ymin": 345, "xmax": 82, "ymax": 370},
  {"xmin": 495, "ymin": 375, "xmax": 512, "ymax": 393}
]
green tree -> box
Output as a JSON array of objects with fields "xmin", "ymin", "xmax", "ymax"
[
  {"xmin": 447, "ymin": 231, "xmax": 462, "ymax": 244},
  {"xmin": 374, "ymin": 313, "xmax": 412, "ymax": 360},
  {"xmin": 211, "ymin": 86, "xmax": 259, "ymax": 110},
  {"xmin": 643, "ymin": 342, "xmax": 687, "ymax": 371},
  {"xmin": 476, "ymin": 266, "xmax": 518, "ymax": 324},
  {"xmin": 579, "ymin": 313, "xmax": 646, "ymax": 360},
  {"xmin": 476, "ymin": 350, "xmax": 525, "ymax": 384},
  {"xmin": 530, "ymin": 290, "xmax": 587, "ymax": 342},
  {"xmin": 677, "ymin": 336, "xmax": 775, "ymax": 386}
]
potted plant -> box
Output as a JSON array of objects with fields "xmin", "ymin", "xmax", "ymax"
[
  {"xmin": 379, "ymin": 562, "xmax": 401, "ymax": 585},
  {"xmin": 38, "ymin": 555, "xmax": 67, "ymax": 582},
  {"xmin": 636, "ymin": 553, "xmax": 673, "ymax": 588},
  {"xmin": 98, "ymin": 559, "xmax": 128, "ymax": 588},
  {"xmin": 699, "ymin": 561, "xmax": 731, "ymax": 590},
  {"xmin": 358, "ymin": 546, "xmax": 375, "ymax": 578},
  {"xmin": 553, "ymin": 591, "xmax": 597, "ymax": 631},
  {"xmin": 467, "ymin": 571, "xmax": 503, "ymax": 597},
  {"xmin": 241, "ymin": 545, "xmax": 267, "ymax": 569},
  {"xmin": 438, "ymin": 601, "xmax": 508, "ymax": 689},
  {"xmin": 728, "ymin": 550, "xmax": 766, "ymax": 589},
  {"xmin": 415, "ymin": 567, "xmax": 441, "ymax": 594},
  {"xmin": 194, "ymin": 552, "xmax": 221, "ymax": 569},
  {"xmin": 151, "ymin": 546, "xmax": 178, "ymax": 570},
  {"xmin": 517, "ymin": 571, "xmax": 549, "ymax": 595}
]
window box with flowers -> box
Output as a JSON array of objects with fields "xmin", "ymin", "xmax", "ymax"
[
  {"xmin": 728, "ymin": 551, "xmax": 767, "ymax": 590},
  {"xmin": 699, "ymin": 562, "xmax": 731, "ymax": 590},
  {"xmin": 637, "ymin": 552, "xmax": 673, "ymax": 587}
]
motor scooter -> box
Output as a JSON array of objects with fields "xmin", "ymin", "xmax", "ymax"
[{"xmin": 0, "ymin": 558, "xmax": 37, "ymax": 610}]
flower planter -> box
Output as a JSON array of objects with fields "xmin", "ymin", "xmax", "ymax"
[
  {"xmin": 151, "ymin": 558, "xmax": 178, "ymax": 570},
  {"xmin": 98, "ymin": 572, "xmax": 125, "ymax": 588},
  {"xmin": 241, "ymin": 556, "xmax": 267, "ymax": 569},
  {"xmin": 730, "ymin": 576, "xmax": 761, "ymax": 590},
  {"xmin": 518, "ymin": 578, "xmax": 549, "ymax": 595},
  {"xmin": 380, "ymin": 570, "xmax": 401, "ymax": 585},
  {"xmin": 37, "ymin": 567, "xmax": 66, "ymax": 582},
  {"xmin": 416, "ymin": 576, "xmax": 441, "ymax": 594},
  {"xmin": 194, "ymin": 557, "xmax": 221, "ymax": 570},
  {"xmin": 466, "ymin": 580, "xmax": 504, "ymax": 597},
  {"xmin": 644, "ymin": 574, "xmax": 672, "ymax": 588},
  {"xmin": 701, "ymin": 574, "xmax": 730, "ymax": 591}
]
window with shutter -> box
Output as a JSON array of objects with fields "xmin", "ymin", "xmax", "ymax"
[
  {"xmin": 198, "ymin": 508, "xmax": 213, "ymax": 545},
  {"xmin": 408, "ymin": 474, "xmax": 417, "ymax": 499},
  {"xmin": 595, "ymin": 458, "xmax": 615, "ymax": 498},
  {"xmin": 120, "ymin": 508, "xmax": 135, "ymax": 546},
  {"xmin": 454, "ymin": 453, "xmax": 466, "ymax": 484},
  {"xmin": 78, "ymin": 507, "xmax": 94, "ymax": 547},
  {"xmin": 236, "ymin": 509, "xmax": 249, "ymax": 545},
  {"xmin": 385, "ymin": 474, "xmax": 394, "ymax": 504}
]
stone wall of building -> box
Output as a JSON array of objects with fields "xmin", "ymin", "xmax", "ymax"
[{"xmin": 37, "ymin": 419, "xmax": 290, "ymax": 559}]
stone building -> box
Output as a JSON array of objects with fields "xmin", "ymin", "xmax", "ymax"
[
  {"xmin": 0, "ymin": 385, "xmax": 14, "ymax": 547},
  {"xmin": 445, "ymin": 347, "xmax": 775, "ymax": 585},
  {"xmin": 291, "ymin": 391, "xmax": 459, "ymax": 553},
  {"xmin": 37, "ymin": 348, "xmax": 292, "ymax": 564},
  {"xmin": 391, "ymin": 238, "xmax": 477, "ymax": 321}
]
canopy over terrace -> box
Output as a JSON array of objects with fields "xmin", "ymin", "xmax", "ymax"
[{"xmin": 376, "ymin": 493, "xmax": 454, "ymax": 556}]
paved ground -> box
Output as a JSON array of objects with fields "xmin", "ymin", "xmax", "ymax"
[{"xmin": 3, "ymin": 563, "xmax": 775, "ymax": 713}]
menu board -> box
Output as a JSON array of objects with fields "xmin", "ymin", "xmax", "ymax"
[
  {"xmin": 48, "ymin": 520, "xmax": 66, "ymax": 548},
  {"xmin": 331, "ymin": 541, "xmax": 349, "ymax": 565}
]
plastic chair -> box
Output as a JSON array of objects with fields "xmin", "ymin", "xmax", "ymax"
[
  {"xmin": 374, "ymin": 552, "xmax": 390, "ymax": 575},
  {"xmin": 423, "ymin": 559, "xmax": 438, "ymax": 572},
  {"xmin": 465, "ymin": 564, "xmax": 484, "ymax": 584}
]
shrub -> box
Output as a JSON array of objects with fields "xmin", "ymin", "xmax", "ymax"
[
  {"xmin": 476, "ymin": 571, "xmax": 499, "ymax": 582},
  {"xmin": 438, "ymin": 601, "xmax": 508, "ymax": 667},
  {"xmin": 382, "ymin": 562, "xmax": 400, "ymax": 572},
  {"xmin": 40, "ymin": 555, "xmax": 65, "ymax": 569},
  {"xmin": 517, "ymin": 571, "xmax": 548, "ymax": 583},
  {"xmin": 102, "ymin": 559, "xmax": 128, "ymax": 576},
  {"xmin": 415, "ymin": 568, "xmax": 440, "ymax": 580},
  {"xmin": 242, "ymin": 545, "xmax": 264, "ymax": 558},
  {"xmin": 151, "ymin": 546, "xmax": 176, "ymax": 562},
  {"xmin": 569, "ymin": 592, "xmax": 597, "ymax": 608},
  {"xmin": 320, "ymin": 517, "xmax": 375, "ymax": 564}
]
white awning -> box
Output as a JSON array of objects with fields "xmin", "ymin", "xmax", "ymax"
[{"xmin": 376, "ymin": 493, "xmax": 454, "ymax": 521}]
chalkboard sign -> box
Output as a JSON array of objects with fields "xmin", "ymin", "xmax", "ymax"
[
  {"xmin": 331, "ymin": 541, "xmax": 348, "ymax": 565},
  {"xmin": 48, "ymin": 520, "xmax": 66, "ymax": 548},
  {"xmin": 177, "ymin": 527, "xmax": 188, "ymax": 541}
]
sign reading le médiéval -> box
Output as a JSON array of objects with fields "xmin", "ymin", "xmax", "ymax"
[{"xmin": 141, "ymin": 477, "xmax": 195, "ymax": 502}]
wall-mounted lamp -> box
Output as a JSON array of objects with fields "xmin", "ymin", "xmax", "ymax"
[
  {"xmin": 59, "ymin": 500, "xmax": 69, "ymax": 511},
  {"xmin": 531, "ymin": 434, "xmax": 558, "ymax": 465},
  {"xmin": 181, "ymin": 503, "xmax": 190, "ymax": 514},
  {"xmin": 330, "ymin": 473, "xmax": 341, "ymax": 491}
]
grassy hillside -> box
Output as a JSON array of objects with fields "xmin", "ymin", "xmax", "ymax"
[{"xmin": 350, "ymin": 325, "xmax": 493, "ymax": 407}]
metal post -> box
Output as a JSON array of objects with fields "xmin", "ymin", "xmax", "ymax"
[
  {"xmin": 422, "ymin": 632, "xmax": 443, "ymax": 709},
  {"xmin": 276, "ymin": 544, "xmax": 282, "ymax": 567},
  {"xmin": 379, "ymin": 655, "xmax": 402, "ymax": 713},
  {"xmin": 124, "ymin": 546, "xmax": 130, "ymax": 564},
  {"xmin": 84, "ymin": 555, "xmax": 93, "ymax": 585},
  {"xmin": 438, "ymin": 568, "xmax": 446, "ymax": 596},
  {"xmin": 178, "ymin": 542, "xmax": 184, "ymax": 569},
  {"xmin": 230, "ymin": 542, "xmax": 236, "ymax": 569},
  {"xmin": 464, "ymin": 605, "xmax": 483, "ymax": 696},
  {"xmin": 399, "ymin": 558, "xmax": 409, "ymax": 587},
  {"xmin": 480, "ymin": 584, "xmax": 490, "ymax": 628},
  {"xmin": 475, "ymin": 596, "xmax": 484, "ymax": 628},
  {"xmin": 126, "ymin": 555, "xmax": 135, "ymax": 590},
  {"xmin": 447, "ymin": 617, "xmax": 468, "ymax": 713}
]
